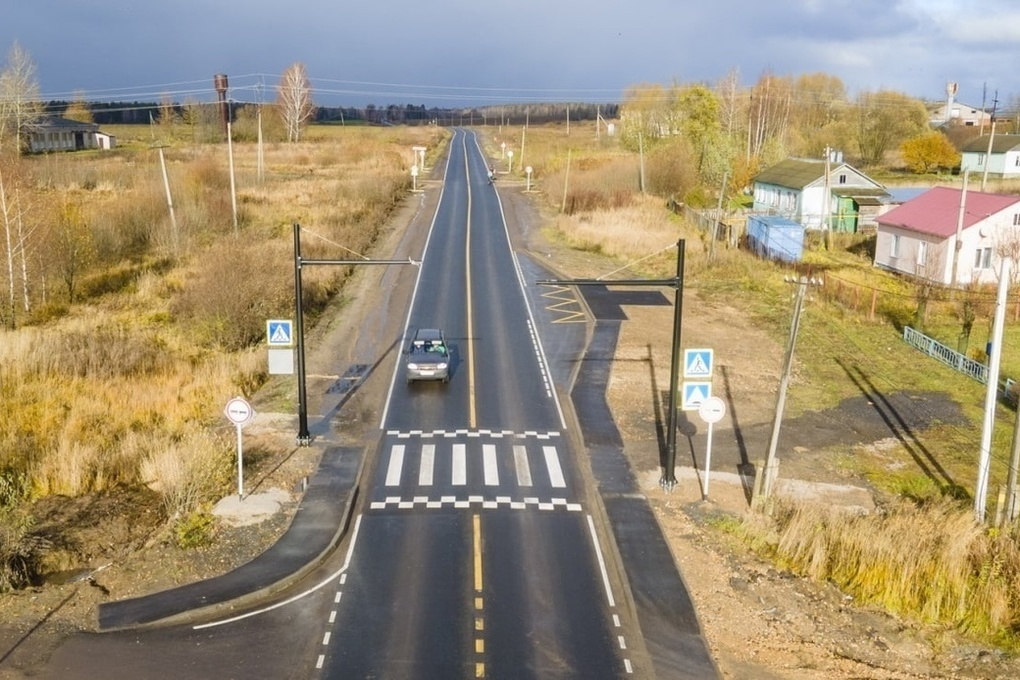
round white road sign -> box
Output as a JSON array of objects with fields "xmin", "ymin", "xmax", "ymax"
[
  {"xmin": 224, "ymin": 396, "xmax": 254, "ymax": 425},
  {"xmin": 698, "ymin": 396, "xmax": 726, "ymax": 424}
]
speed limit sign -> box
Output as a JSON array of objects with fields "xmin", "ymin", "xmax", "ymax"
[{"xmin": 224, "ymin": 396, "xmax": 254, "ymax": 425}]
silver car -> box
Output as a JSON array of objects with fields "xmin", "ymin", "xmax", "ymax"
[{"xmin": 405, "ymin": 328, "xmax": 450, "ymax": 383}]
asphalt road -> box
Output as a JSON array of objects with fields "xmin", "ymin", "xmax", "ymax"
[
  {"xmin": 319, "ymin": 129, "xmax": 643, "ymax": 677},
  {"xmin": 27, "ymin": 128, "xmax": 717, "ymax": 679}
]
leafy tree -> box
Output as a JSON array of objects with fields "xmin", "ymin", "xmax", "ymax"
[
  {"xmin": 900, "ymin": 131, "xmax": 960, "ymax": 173},
  {"xmin": 787, "ymin": 73, "xmax": 854, "ymax": 157},
  {"xmin": 619, "ymin": 83, "xmax": 672, "ymax": 150},
  {"xmin": 63, "ymin": 91, "xmax": 94, "ymax": 124},
  {"xmin": 276, "ymin": 63, "xmax": 315, "ymax": 143},
  {"xmin": 746, "ymin": 70, "xmax": 793, "ymax": 162},
  {"xmin": 155, "ymin": 95, "xmax": 180, "ymax": 143},
  {"xmin": 52, "ymin": 202, "xmax": 95, "ymax": 303},
  {"xmin": 0, "ymin": 42, "xmax": 42, "ymax": 155},
  {"xmin": 853, "ymin": 90, "xmax": 928, "ymax": 165}
]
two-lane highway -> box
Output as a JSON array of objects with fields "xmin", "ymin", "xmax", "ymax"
[
  {"xmin": 27, "ymin": 129, "xmax": 662, "ymax": 680},
  {"xmin": 318, "ymin": 129, "xmax": 643, "ymax": 678}
]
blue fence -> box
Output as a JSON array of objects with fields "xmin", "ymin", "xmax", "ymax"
[{"xmin": 903, "ymin": 326, "xmax": 989, "ymax": 383}]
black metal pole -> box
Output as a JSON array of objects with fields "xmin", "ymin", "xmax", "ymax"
[
  {"xmin": 661, "ymin": 239, "xmax": 685, "ymax": 489},
  {"xmin": 293, "ymin": 223, "xmax": 310, "ymax": 445}
]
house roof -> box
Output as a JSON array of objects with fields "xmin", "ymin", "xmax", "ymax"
[
  {"xmin": 753, "ymin": 158, "xmax": 885, "ymax": 193},
  {"xmin": 754, "ymin": 159, "xmax": 831, "ymax": 189},
  {"xmin": 876, "ymin": 186, "xmax": 1020, "ymax": 238},
  {"xmin": 27, "ymin": 115, "xmax": 99, "ymax": 132},
  {"xmin": 961, "ymin": 134, "xmax": 1020, "ymax": 153},
  {"xmin": 831, "ymin": 186, "xmax": 890, "ymax": 205}
]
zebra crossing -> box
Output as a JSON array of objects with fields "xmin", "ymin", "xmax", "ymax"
[{"xmin": 369, "ymin": 434, "xmax": 581, "ymax": 512}]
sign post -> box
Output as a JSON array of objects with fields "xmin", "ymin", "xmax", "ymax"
[
  {"xmin": 224, "ymin": 396, "xmax": 255, "ymax": 499},
  {"xmin": 697, "ymin": 396, "xmax": 726, "ymax": 499}
]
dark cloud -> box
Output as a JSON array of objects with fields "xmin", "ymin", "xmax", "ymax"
[{"xmin": 0, "ymin": 0, "xmax": 1014, "ymax": 108}]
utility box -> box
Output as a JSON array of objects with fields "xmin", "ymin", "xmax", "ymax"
[{"xmin": 747, "ymin": 215, "xmax": 804, "ymax": 263}]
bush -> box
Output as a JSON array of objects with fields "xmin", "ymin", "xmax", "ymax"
[
  {"xmin": 172, "ymin": 239, "xmax": 293, "ymax": 350},
  {"xmin": 174, "ymin": 508, "xmax": 216, "ymax": 549}
]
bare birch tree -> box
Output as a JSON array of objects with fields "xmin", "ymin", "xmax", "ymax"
[
  {"xmin": 0, "ymin": 42, "xmax": 43, "ymax": 155},
  {"xmin": 276, "ymin": 63, "xmax": 315, "ymax": 143},
  {"xmin": 0, "ymin": 157, "xmax": 36, "ymax": 329}
]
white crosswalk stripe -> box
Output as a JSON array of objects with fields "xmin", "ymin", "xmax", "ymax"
[
  {"xmin": 483, "ymin": 444, "xmax": 499, "ymax": 486},
  {"xmin": 380, "ymin": 440, "xmax": 569, "ymax": 493},
  {"xmin": 513, "ymin": 445, "xmax": 532, "ymax": 487},
  {"xmin": 452, "ymin": 444, "xmax": 467, "ymax": 486},
  {"xmin": 385, "ymin": 444, "xmax": 404, "ymax": 487},
  {"xmin": 419, "ymin": 444, "xmax": 435, "ymax": 486},
  {"xmin": 543, "ymin": 445, "xmax": 566, "ymax": 488}
]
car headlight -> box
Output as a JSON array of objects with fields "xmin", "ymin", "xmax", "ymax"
[
  {"xmin": 436, "ymin": 363, "xmax": 448, "ymax": 370},
  {"xmin": 407, "ymin": 363, "xmax": 419, "ymax": 370}
]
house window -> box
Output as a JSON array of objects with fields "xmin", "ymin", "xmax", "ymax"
[
  {"xmin": 917, "ymin": 241, "xmax": 928, "ymax": 268},
  {"xmin": 891, "ymin": 234, "xmax": 901, "ymax": 259},
  {"xmin": 837, "ymin": 174, "xmax": 847, "ymax": 184},
  {"xmin": 977, "ymin": 153, "xmax": 986, "ymax": 167},
  {"xmin": 974, "ymin": 247, "xmax": 993, "ymax": 270},
  {"xmin": 1013, "ymin": 213, "xmax": 1020, "ymax": 226}
]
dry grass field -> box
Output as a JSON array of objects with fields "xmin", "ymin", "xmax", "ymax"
[{"xmin": 2, "ymin": 119, "xmax": 1020, "ymax": 677}]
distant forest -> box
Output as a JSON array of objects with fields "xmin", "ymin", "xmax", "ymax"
[{"xmin": 44, "ymin": 100, "xmax": 619, "ymax": 126}]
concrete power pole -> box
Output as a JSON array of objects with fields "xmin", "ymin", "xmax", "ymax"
[
  {"xmin": 975, "ymin": 257, "xmax": 1011, "ymax": 522},
  {"xmin": 949, "ymin": 170, "xmax": 970, "ymax": 296},
  {"xmin": 753, "ymin": 276, "xmax": 822, "ymax": 507}
]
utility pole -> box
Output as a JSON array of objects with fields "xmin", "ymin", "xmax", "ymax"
[
  {"xmin": 949, "ymin": 170, "xmax": 970, "ymax": 297},
  {"xmin": 710, "ymin": 171, "xmax": 729, "ymax": 263},
  {"xmin": 981, "ymin": 95, "xmax": 998, "ymax": 192},
  {"xmin": 1004, "ymin": 391, "xmax": 1020, "ymax": 524},
  {"xmin": 975, "ymin": 257, "xmax": 1011, "ymax": 521},
  {"xmin": 753, "ymin": 276, "xmax": 822, "ymax": 506},
  {"xmin": 638, "ymin": 132, "xmax": 646, "ymax": 195},
  {"xmin": 822, "ymin": 146, "xmax": 832, "ymax": 249}
]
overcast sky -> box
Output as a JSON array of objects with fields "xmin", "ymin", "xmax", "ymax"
[{"xmin": 2, "ymin": 0, "xmax": 1017, "ymax": 109}]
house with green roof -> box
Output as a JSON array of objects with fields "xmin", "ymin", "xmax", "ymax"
[
  {"xmin": 961, "ymin": 134, "xmax": 1020, "ymax": 179},
  {"xmin": 751, "ymin": 157, "xmax": 890, "ymax": 233}
]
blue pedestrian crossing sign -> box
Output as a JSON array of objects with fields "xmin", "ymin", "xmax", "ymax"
[
  {"xmin": 682, "ymin": 382, "xmax": 712, "ymax": 411},
  {"xmin": 683, "ymin": 348, "xmax": 714, "ymax": 379},
  {"xmin": 267, "ymin": 320, "xmax": 293, "ymax": 347}
]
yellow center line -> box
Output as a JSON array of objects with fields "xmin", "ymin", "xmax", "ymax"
[
  {"xmin": 463, "ymin": 138, "xmax": 478, "ymax": 428},
  {"xmin": 473, "ymin": 511, "xmax": 485, "ymax": 677},
  {"xmin": 473, "ymin": 513, "xmax": 483, "ymax": 592}
]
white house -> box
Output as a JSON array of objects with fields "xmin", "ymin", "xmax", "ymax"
[
  {"xmin": 929, "ymin": 101, "xmax": 992, "ymax": 128},
  {"xmin": 25, "ymin": 116, "xmax": 116, "ymax": 153},
  {"xmin": 874, "ymin": 186, "xmax": 1020, "ymax": 285},
  {"xmin": 752, "ymin": 157, "xmax": 890, "ymax": 232},
  {"xmin": 960, "ymin": 134, "xmax": 1020, "ymax": 179}
]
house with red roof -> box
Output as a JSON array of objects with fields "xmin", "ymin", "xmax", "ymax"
[{"xmin": 874, "ymin": 186, "xmax": 1020, "ymax": 285}]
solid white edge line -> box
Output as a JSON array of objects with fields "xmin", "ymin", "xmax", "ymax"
[
  {"xmin": 192, "ymin": 513, "xmax": 364, "ymax": 630},
  {"xmin": 586, "ymin": 513, "xmax": 616, "ymax": 608}
]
